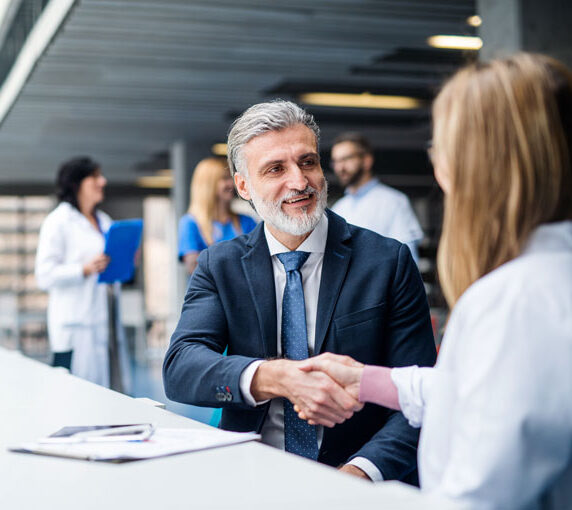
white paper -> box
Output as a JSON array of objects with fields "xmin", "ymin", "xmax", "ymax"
[{"xmin": 10, "ymin": 427, "xmax": 260, "ymax": 462}]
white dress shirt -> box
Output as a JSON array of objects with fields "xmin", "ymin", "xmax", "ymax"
[
  {"xmin": 391, "ymin": 221, "xmax": 572, "ymax": 509},
  {"xmin": 332, "ymin": 179, "xmax": 423, "ymax": 262},
  {"xmin": 239, "ymin": 213, "xmax": 382, "ymax": 481}
]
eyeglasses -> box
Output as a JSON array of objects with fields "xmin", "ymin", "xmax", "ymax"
[{"xmin": 330, "ymin": 151, "xmax": 364, "ymax": 168}]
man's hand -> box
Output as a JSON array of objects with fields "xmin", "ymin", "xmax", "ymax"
[
  {"xmin": 251, "ymin": 359, "xmax": 362, "ymax": 428},
  {"xmin": 298, "ymin": 352, "xmax": 365, "ymax": 401},
  {"xmin": 338, "ymin": 464, "xmax": 372, "ymax": 481},
  {"xmin": 83, "ymin": 253, "xmax": 110, "ymax": 276}
]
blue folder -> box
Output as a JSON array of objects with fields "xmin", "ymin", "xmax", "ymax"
[{"xmin": 98, "ymin": 219, "xmax": 143, "ymax": 283}]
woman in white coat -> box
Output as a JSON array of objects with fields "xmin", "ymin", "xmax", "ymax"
[
  {"xmin": 36, "ymin": 157, "xmax": 114, "ymax": 387},
  {"xmin": 297, "ymin": 54, "xmax": 572, "ymax": 509}
]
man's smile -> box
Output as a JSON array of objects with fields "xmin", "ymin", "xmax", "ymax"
[{"xmin": 283, "ymin": 193, "xmax": 314, "ymax": 206}]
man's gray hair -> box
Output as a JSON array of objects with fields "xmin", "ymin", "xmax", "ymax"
[{"xmin": 227, "ymin": 100, "xmax": 320, "ymax": 177}]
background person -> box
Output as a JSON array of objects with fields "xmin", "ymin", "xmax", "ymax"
[
  {"xmin": 178, "ymin": 157, "xmax": 257, "ymax": 274},
  {"xmin": 300, "ymin": 53, "xmax": 572, "ymax": 509},
  {"xmin": 330, "ymin": 133, "xmax": 423, "ymax": 262},
  {"xmin": 164, "ymin": 101, "xmax": 436, "ymax": 482},
  {"xmin": 36, "ymin": 157, "xmax": 120, "ymax": 387}
]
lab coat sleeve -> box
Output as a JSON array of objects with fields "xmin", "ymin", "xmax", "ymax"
[
  {"xmin": 35, "ymin": 214, "xmax": 84, "ymax": 289},
  {"xmin": 390, "ymin": 365, "xmax": 436, "ymax": 428}
]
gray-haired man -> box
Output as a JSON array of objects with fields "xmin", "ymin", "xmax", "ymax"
[{"xmin": 164, "ymin": 100, "xmax": 436, "ymax": 482}]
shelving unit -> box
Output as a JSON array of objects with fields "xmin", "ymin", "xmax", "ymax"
[{"xmin": 0, "ymin": 195, "xmax": 54, "ymax": 360}]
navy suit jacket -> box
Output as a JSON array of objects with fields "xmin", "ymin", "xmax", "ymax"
[{"xmin": 164, "ymin": 209, "xmax": 436, "ymax": 480}]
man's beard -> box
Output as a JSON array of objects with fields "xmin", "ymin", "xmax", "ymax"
[
  {"xmin": 341, "ymin": 162, "xmax": 365, "ymax": 188},
  {"xmin": 248, "ymin": 178, "xmax": 328, "ymax": 236}
]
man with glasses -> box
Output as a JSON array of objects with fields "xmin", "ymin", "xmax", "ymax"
[{"xmin": 330, "ymin": 133, "xmax": 423, "ymax": 262}]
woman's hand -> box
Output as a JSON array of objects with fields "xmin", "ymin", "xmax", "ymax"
[
  {"xmin": 295, "ymin": 353, "xmax": 365, "ymax": 424},
  {"xmin": 83, "ymin": 253, "xmax": 110, "ymax": 276}
]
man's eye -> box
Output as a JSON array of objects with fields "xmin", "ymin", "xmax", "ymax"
[
  {"xmin": 267, "ymin": 166, "xmax": 282, "ymax": 174},
  {"xmin": 301, "ymin": 159, "xmax": 316, "ymax": 167}
]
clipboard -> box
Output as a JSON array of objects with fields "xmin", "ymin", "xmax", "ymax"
[
  {"xmin": 9, "ymin": 426, "xmax": 260, "ymax": 463},
  {"xmin": 98, "ymin": 219, "xmax": 143, "ymax": 283}
]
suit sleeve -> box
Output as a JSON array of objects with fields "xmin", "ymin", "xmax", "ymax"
[
  {"xmin": 163, "ymin": 249, "xmax": 261, "ymax": 409},
  {"xmin": 348, "ymin": 243, "xmax": 437, "ymax": 480}
]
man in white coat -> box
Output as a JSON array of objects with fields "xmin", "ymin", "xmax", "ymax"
[{"xmin": 330, "ymin": 132, "xmax": 423, "ymax": 262}]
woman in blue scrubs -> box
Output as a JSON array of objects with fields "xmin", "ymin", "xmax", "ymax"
[{"xmin": 178, "ymin": 157, "xmax": 256, "ymax": 274}]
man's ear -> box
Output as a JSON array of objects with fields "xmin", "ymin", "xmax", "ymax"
[
  {"xmin": 363, "ymin": 153, "xmax": 374, "ymax": 173},
  {"xmin": 234, "ymin": 172, "xmax": 251, "ymax": 201}
]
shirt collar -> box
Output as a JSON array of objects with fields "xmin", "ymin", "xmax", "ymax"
[
  {"xmin": 345, "ymin": 177, "xmax": 378, "ymax": 198},
  {"xmin": 61, "ymin": 201, "xmax": 89, "ymax": 223},
  {"xmin": 264, "ymin": 213, "xmax": 328, "ymax": 255},
  {"xmin": 523, "ymin": 221, "xmax": 572, "ymax": 255}
]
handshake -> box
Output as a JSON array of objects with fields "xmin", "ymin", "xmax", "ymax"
[{"xmin": 252, "ymin": 353, "xmax": 367, "ymax": 428}]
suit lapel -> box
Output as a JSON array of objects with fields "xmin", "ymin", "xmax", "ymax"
[
  {"xmin": 314, "ymin": 211, "xmax": 352, "ymax": 354},
  {"xmin": 241, "ymin": 224, "xmax": 277, "ymax": 358}
]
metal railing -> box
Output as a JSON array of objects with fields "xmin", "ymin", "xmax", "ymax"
[{"xmin": 0, "ymin": 0, "xmax": 50, "ymax": 88}]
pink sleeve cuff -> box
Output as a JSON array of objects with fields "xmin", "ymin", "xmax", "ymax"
[{"xmin": 359, "ymin": 365, "xmax": 400, "ymax": 410}]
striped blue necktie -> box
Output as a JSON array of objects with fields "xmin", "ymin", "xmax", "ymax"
[{"xmin": 276, "ymin": 251, "xmax": 318, "ymax": 460}]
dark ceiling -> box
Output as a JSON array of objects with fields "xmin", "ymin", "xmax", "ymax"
[{"xmin": 0, "ymin": 0, "xmax": 477, "ymax": 185}]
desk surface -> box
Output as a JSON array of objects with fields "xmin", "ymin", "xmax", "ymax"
[{"xmin": 0, "ymin": 348, "xmax": 457, "ymax": 509}]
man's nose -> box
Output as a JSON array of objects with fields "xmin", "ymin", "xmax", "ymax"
[
  {"xmin": 286, "ymin": 165, "xmax": 308, "ymax": 190},
  {"xmin": 331, "ymin": 160, "xmax": 344, "ymax": 173}
]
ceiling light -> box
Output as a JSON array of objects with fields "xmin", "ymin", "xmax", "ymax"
[
  {"xmin": 299, "ymin": 92, "xmax": 424, "ymax": 110},
  {"xmin": 466, "ymin": 15, "xmax": 482, "ymax": 27},
  {"xmin": 427, "ymin": 35, "xmax": 483, "ymax": 50},
  {"xmin": 212, "ymin": 143, "xmax": 228, "ymax": 156},
  {"xmin": 136, "ymin": 174, "xmax": 173, "ymax": 188}
]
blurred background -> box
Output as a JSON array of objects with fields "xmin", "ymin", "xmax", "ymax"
[{"xmin": 0, "ymin": 0, "xmax": 570, "ymax": 422}]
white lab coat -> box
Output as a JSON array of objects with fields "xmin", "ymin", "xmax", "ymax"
[
  {"xmin": 332, "ymin": 179, "xmax": 423, "ymax": 262},
  {"xmin": 36, "ymin": 202, "xmax": 116, "ymax": 386},
  {"xmin": 392, "ymin": 221, "xmax": 572, "ymax": 509}
]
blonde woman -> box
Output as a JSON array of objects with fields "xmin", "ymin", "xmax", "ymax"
[
  {"xmin": 298, "ymin": 54, "xmax": 572, "ymax": 508},
  {"xmin": 178, "ymin": 157, "xmax": 256, "ymax": 273}
]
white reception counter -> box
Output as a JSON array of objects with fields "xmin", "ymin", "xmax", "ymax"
[{"xmin": 0, "ymin": 347, "xmax": 458, "ymax": 509}]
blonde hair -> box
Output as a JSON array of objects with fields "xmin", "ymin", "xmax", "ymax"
[
  {"xmin": 188, "ymin": 157, "xmax": 240, "ymax": 245},
  {"xmin": 434, "ymin": 53, "xmax": 572, "ymax": 307}
]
